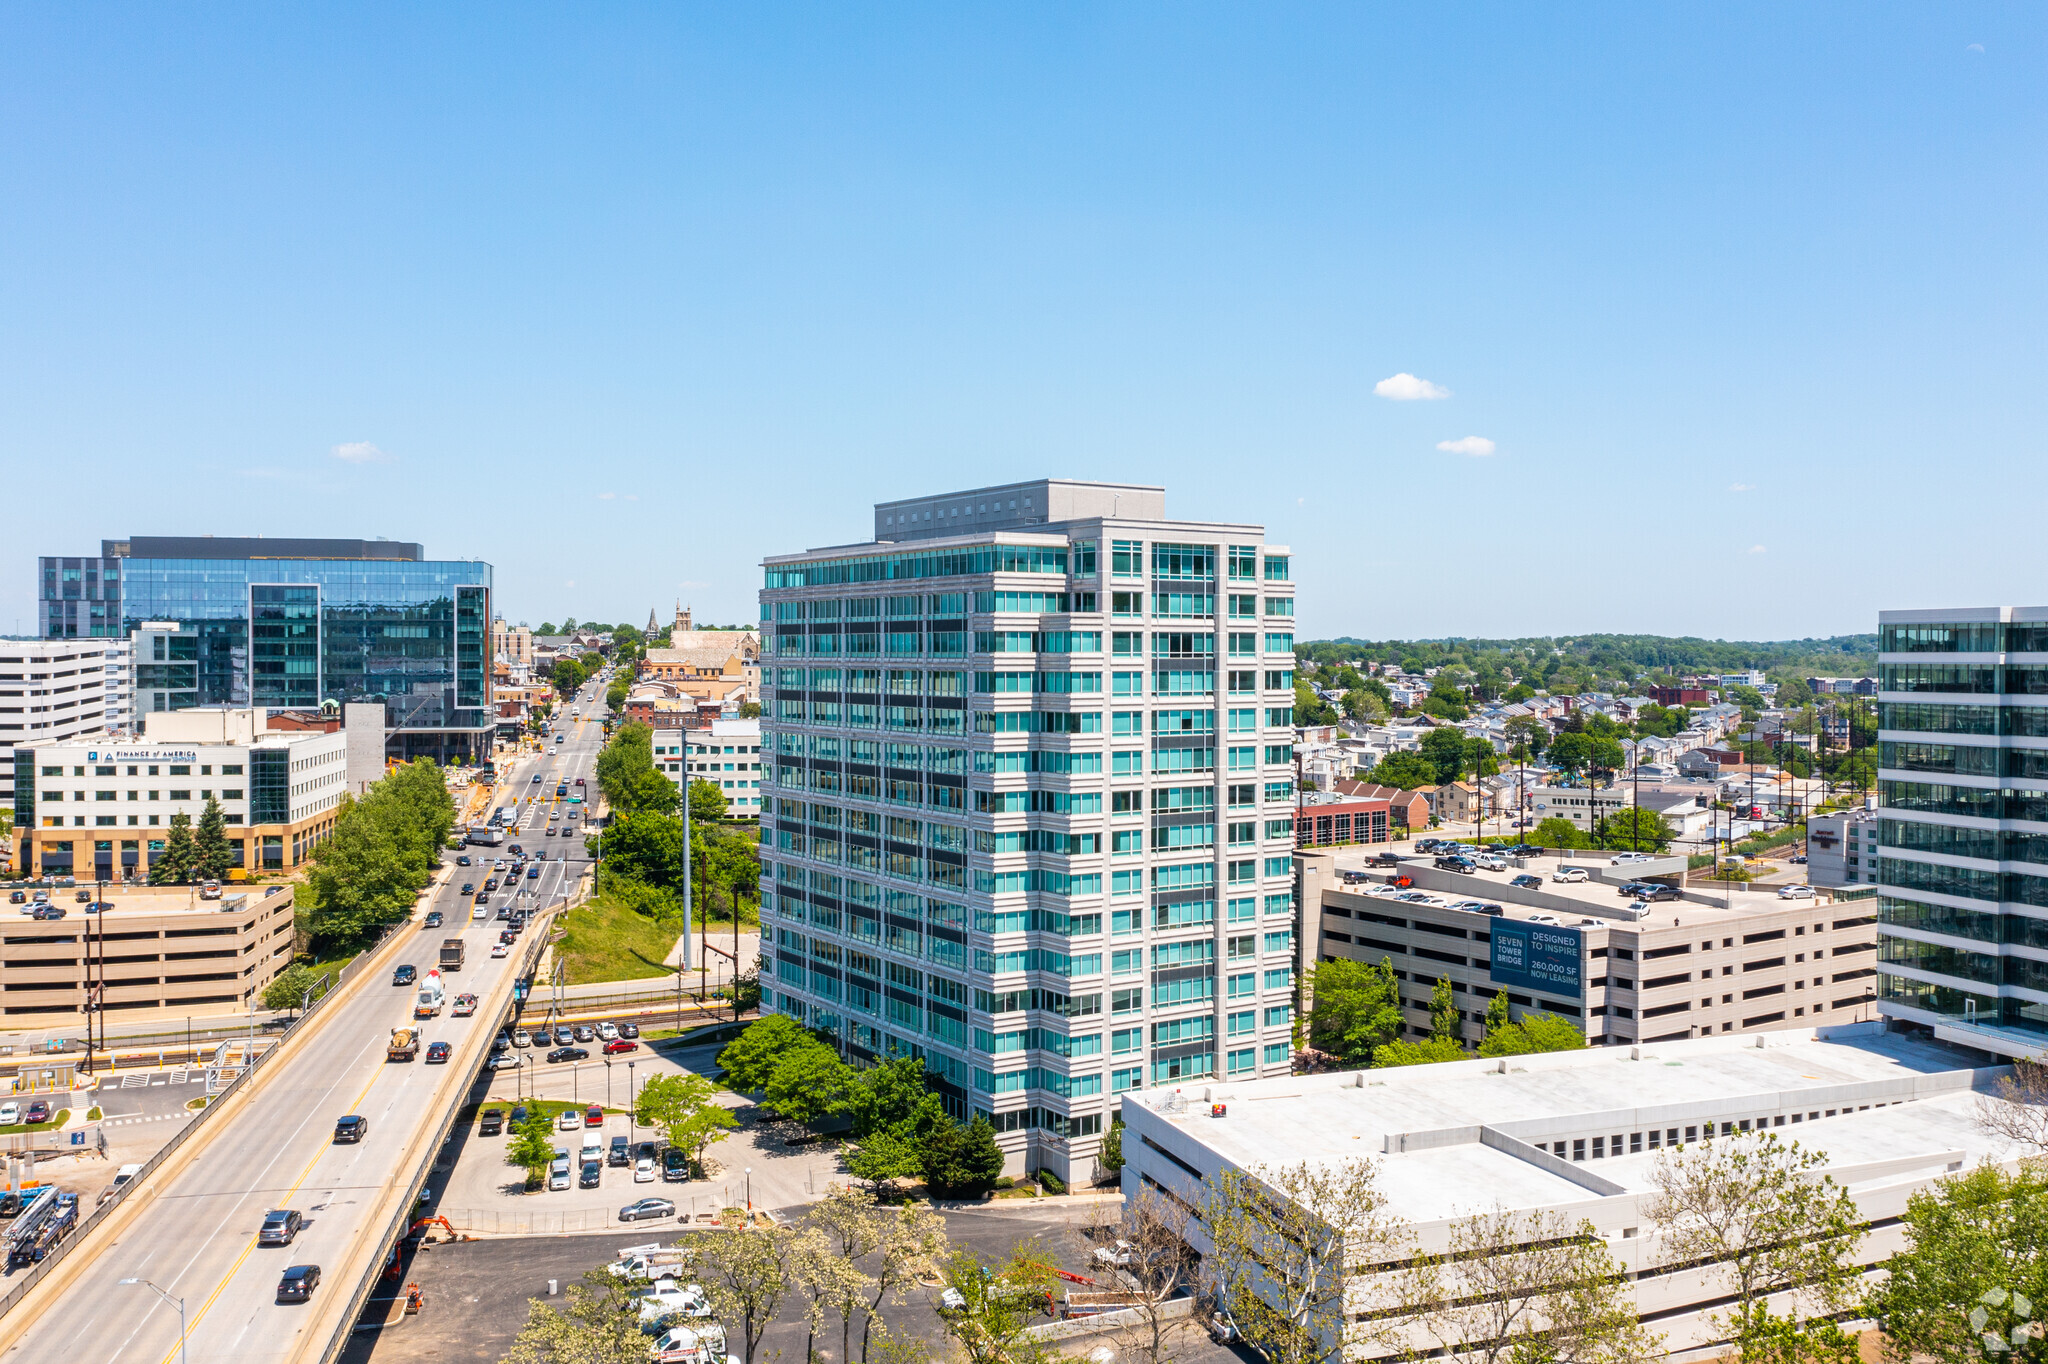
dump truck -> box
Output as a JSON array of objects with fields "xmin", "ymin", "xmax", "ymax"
[
  {"xmin": 415, "ymin": 969, "xmax": 445, "ymax": 1019},
  {"xmin": 439, "ymin": 937, "xmax": 466, "ymax": 971},
  {"xmin": 388, "ymin": 1026, "xmax": 420, "ymax": 1062}
]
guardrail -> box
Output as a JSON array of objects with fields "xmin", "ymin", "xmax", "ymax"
[
  {"xmin": 311, "ymin": 907, "xmax": 564, "ymax": 1364},
  {"xmin": 0, "ymin": 918, "xmax": 397, "ymax": 1324}
]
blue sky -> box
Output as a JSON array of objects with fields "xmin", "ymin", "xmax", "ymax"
[{"xmin": 2, "ymin": 5, "xmax": 2041, "ymax": 642}]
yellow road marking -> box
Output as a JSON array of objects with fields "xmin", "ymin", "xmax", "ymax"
[{"xmin": 152, "ymin": 1039, "xmax": 412, "ymax": 1362}]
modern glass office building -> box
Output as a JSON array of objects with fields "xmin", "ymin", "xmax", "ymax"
[
  {"xmin": 1875, "ymin": 607, "xmax": 2048, "ymax": 1057},
  {"xmin": 39, "ymin": 537, "xmax": 493, "ymax": 762},
  {"xmin": 757, "ymin": 480, "xmax": 1301, "ymax": 1180}
]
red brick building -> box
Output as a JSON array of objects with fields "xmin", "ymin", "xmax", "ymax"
[
  {"xmin": 1646, "ymin": 685, "xmax": 1710, "ymax": 706},
  {"xmin": 1295, "ymin": 796, "xmax": 1392, "ymax": 847}
]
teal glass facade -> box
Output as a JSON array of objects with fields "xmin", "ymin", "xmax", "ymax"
[{"xmin": 38, "ymin": 544, "xmax": 493, "ymax": 762}]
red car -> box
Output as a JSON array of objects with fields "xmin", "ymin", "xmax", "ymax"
[
  {"xmin": 602, "ymin": 1038, "xmax": 638, "ymax": 1056},
  {"xmin": 584, "ymin": 1104, "xmax": 604, "ymax": 1128},
  {"xmin": 24, "ymin": 1101, "xmax": 50, "ymax": 1124}
]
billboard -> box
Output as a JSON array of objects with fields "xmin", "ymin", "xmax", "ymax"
[{"xmin": 1489, "ymin": 920, "xmax": 1583, "ymax": 999}]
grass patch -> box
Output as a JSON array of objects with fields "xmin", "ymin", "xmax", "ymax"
[
  {"xmin": 185, "ymin": 1095, "xmax": 211, "ymax": 1111},
  {"xmin": 554, "ymin": 892, "xmax": 681, "ymax": 985},
  {"xmin": 87, "ymin": 1106, "xmax": 103, "ymax": 1121},
  {"xmin": 0, "ymin": 1109, "xmax": 69, "ymax": 1135}
]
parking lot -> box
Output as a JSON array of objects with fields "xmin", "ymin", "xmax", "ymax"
[
  {"xmin": 341, "ymin": 1201, "xmax": 1245, "ymax": 1364},
  {"xmin": 1316, "ymin": 842, "xmax": 1818, "ymax": 928},
  {"xmin": 430, "ymin": 1038, "xmax": 852, "ymax": 1236}
]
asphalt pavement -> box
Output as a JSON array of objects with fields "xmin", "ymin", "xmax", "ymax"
[{"xmin": 0, "ymin": 696, "xmax": 609, "ymax": 1364}]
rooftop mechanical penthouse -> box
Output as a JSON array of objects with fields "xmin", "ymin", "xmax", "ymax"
[{"xmin": 757, "ymin": 479, "xmax": 1300, "ymax": 1181}]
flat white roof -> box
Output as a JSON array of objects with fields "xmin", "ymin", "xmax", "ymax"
[{"xmin": 1126, "ymin": 1026, "xmax": 2009, "ymax": 1224}]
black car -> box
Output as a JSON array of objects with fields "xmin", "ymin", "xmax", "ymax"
[
  {"xmin": 392, "ymin": 965, "xmax": 417, "ymax": 987},
  {"xmin": 474, "ymin": 893, "xmax": 490, "ymax": 907},
  {"xmin": 509, "ymin": 844, "xmax": 523, "ymax": 856},
  {"xmin": 1618, "ymin": 881, "xmax": 1655, "ymax": 898},
  {"xmin": 1507, "ymin": 843, "xmax": 1545, "ymax": 857},
  {"xmin": 579, "ymin": 1160, "xmax": 603, "ymax": 1189},
  {"xmin": 609, "ymin": 1135, "xmax": 631, "ymax": 1166},
  {"xmin": 460, "ymin": 883, "xmax": 476, "ymax": 895},
  {"xmin": 1638, "ymin": 884, "xmax": 1683, "ymax": 903},
  {"xmin": 277, "ymin": 1264, "xmax": 321, "ymax": 1302},
  {"xmin": 483, "ymin": 878, "xmax": 500, "ymax": 892},
  {"xmin": 424, "ymin": 911, "xmax": 444, "ymax": 928},
  {"xmin": 1369, "ymin": 852, "xmax": 1404, "ymax": 868},
  {"xmin": 509, "ymin": 1105, "xmax": 529, "ymax": 1128},
  {"xmin": 1414, "ymin": 838, "xmax": 1442, "ymax": 853},
  {"xmin": 1434, "ymin": 855, "xmax": 1476, "ymax": 873},
  {"xmin": 426, "ymin": 1041, "xmax": 453, "ymax": 1063},
  {"xmin": 1510, "ymin": 874, "xmax": 1543, "ymax": 890},
  {"xmin": 619, "ymin": 1197, "xmax": 677, "ymax": 1222},
  {"xmin": 618, "ymin": 1022, "xmax": 639, "ymax": 1040},
  {"xmin": 479, "ymin": 1109, "xmax": 505, "ymax": 1136},
  {"xmin": 662, "ymin": 1148, "xmax": 689, "ymax": 1182},
  {"xmin": 259, "ymin": 1209, "xmax": 305, "ymax": 1246},
  {"xmin": 333, "ymin": 1115, "xmax": 368, "ymax": 1143},
  {"xmin": 545, "ymin": 1046, "xmax": 589, "ymax": 1063},
  {"xmin": 457, "ymin": 855, "xmax": 472, "ymax": 866},
  {"xmin": 6, "ymin": 891, "xmax": 22, "ymax": 904}
]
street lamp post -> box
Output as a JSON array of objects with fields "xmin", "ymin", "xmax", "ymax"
[
  {"xmin": 745, "ymin": 1165, "xmax": 753, "ymax": 1212},
  {"xmin": 627, "ymin": 1061, "xmax": 636, "ymax": 1129},
  {"xmin": 119, "ymin": 1278, "xmax": 186, "ymax": 1364}
]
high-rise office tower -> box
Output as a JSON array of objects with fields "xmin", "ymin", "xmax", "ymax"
[
  {"xmin": 756, "ymin": 480, "xmax": 1300, "ymax": 1179},
  {"xmin": 39, "ymin": 537, "xmax": 493, "ymax": 762},
  {"xmin": 1875, "ymin": 607, "xmax": 2048, "ymax": 1056}
]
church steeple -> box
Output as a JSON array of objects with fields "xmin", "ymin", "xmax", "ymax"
[
  {"xmin": 674, "ymin": 600, "xmax": 692, "ymax": 634},
  {"xmin": 646, "ymin": 606, "xmax": 658, "ymax": 634}
]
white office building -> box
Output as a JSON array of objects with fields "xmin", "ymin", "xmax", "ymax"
[
  {"xmin": 653, "ymin": 716, "xmax": 764, "ymax": 818},
  {"xmin": 0, "ymin": 638, "xmax": 128, "ymax": 833},
  {"xmin": 756, "ymin": 479, "xmax": 1301, "ymax": 1180},
  {"xmin": 1874, "ymin": 607, "xmax": 2048, "ymax": 1059}
]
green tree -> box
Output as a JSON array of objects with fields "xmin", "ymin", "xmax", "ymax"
[
  {"xmin": 192, "ymin": 796, "xmax": 233, "ymax": 881},
  {"xmin": 847, "ymin": 1055, "xmax": 947, "ymax": 1142},
  {"xmin": 1428, "ymin": 975, "xmax": 1462, "ymax": 1044},
  {"xmin": 717, "ymin": 1015, "xmax": 816, "ymax": 1091},
  {"xmin": 689, "ymin": 777, "xmax": 730, "ymax": 826},
  {"xmin": 506, "ymin": 1267, "xmax": 650, "ymax": 1364},
  {"xmin": 1587, "ymin": 735, "xmax": 1628, "ymax": 776},
  {"xmin": 1602, "ymin": 805, "xmax": 1674, "ymax": 852},
  {"xmin": 925, "ymin": 1114, "xmax": 1005, "ymax": 1197},
  {"xmin": 763, "ymin": 1043, "xmax": 856, "ymax": 1124},
  {"xmin": 846, "ymin": 1129, "xmax": 928, "ymax": 1191},
  {"xmin": 1097, "ymin": 1116, "xmax": 1124, "ymax": 1178},
  {"xmin": 1483, "ymin": 990, "xmax": 1511, "ymax": 1037},
  {"xmin": 1505, "ymin": 714, "xmax": 1546, "ymax": 762},
  {"xmin": 699, "ymin": 1222, "xmax": 800, "ymax": 1364},
  {"xmin": 937, "ymin": 1247, "xmax": 1057, "ymax": 1364},
  {"xmin": 1302, "ymin": 957, "xmax": 1403, "ymax": 1066},
  {"xmin": 591, "ymin": 810, "xmax": 690, "ymax": 890},
  {"xmin": 1368, "ymin": 750, "xmax": 1437, "ymax": 790},
  {"xmin": 1420, "ymin": 727, "xmax": 1471, "ymax": 784},
  {"xmin": 1645, "ymin": 1134, "xmax": 1864, "ymax": 1359},
  {"xmin": 595, "ymin": 721, "xmax": 655, "ymax": 808},
  {"xmin": 1532, "ymin": 816, "xmax": 1587, "ymax": 850},
  {"xmin": 738, "ymin": 701, "xmax": 763, "ymax": 719},
  {"xmin": 536, "ymin": 621, "xmax": 557, "ymax": 636},
  {"xmin": 261, "ymin": 962, "xmax": 317, "ymax": 1014},
  {"xmin": 1547, "ymin": 730, "xmax": 1591, "ymax": 777},
  {"xmin": 675, "ymin": 1092, "xmax": 741, "ymax": 1171},
  {"xmin": 1294, "ymin": 680, "xmax": 1339, "ymax": 727},
  {"xmin": 636, "ymin": 1071, "xmax": 736, "ymax": 1170},
  {"xmin": 508, "ymin": 1109, "xmax": 557, "ymax": 1188},
  {"xmin": 150, "ymin": 811, "xmax": 197, "ymax": 885},
  {"xmin": 1341, "ymin": 689, "xmax": 1389, "ymax": 725},
  {"xmin": 1872, "ymin": 1164, "xmax": 2048, "ymax": 1364},
  {"xmin": 1370, "ymin": 1038, "xmax": 1466, "ymax": 1067},
  {"xmin": 1504, "ymin": 682, "xmax": 1536, "ymax": 703},
  {"xmin": 1479, "ymin": 1010, "xmax": 1587, "ymax": 1057}
]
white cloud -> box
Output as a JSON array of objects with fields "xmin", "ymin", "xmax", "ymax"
[
  {"xmin": 1747, "ymin": 545, "xmax": 1767, "ymax": 555},
  {"xmin": 565, "ymin": 579, "xmax": 577, "ymax": 588},
  {"xmin": 1375, "ymin": 372, "xmax": 1451, "ymax": 401},
  {"xmin": 1729, "ymin": 482, "xmax": 1755, "ymax": 493},
  {"xmin": 597, "ymin": 491, "xmax": 617, "ymax": 500},
  {"xmin": 1435, "ymin": 436, "xmax": 1497, "ymax": 457},
  {"xmin": 1968, "ymin": 42, "xmax": 1984, "ymax": 52},
  {"xmin": 330, "ymin": 441, "xmax": 391, "ymax": 464}
]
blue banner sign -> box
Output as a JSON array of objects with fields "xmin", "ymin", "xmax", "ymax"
[{"xmin": 1490, "ymin": 920, "xmax": 1583, "ymax": 998}]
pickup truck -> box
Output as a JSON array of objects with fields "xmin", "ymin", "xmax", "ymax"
[{"xmin": 610, "ymin": 1245, "xmax": 698, "ymax": 1282}]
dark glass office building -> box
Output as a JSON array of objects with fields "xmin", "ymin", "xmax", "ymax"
[{"xmin": 39, "ymin": 537, "xmax": 493, "ymax": 762}]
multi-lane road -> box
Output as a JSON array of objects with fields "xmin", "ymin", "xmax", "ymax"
[{"xmin": 0, "ymin": 689, "xmax": 612, "ymax": 1364}]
